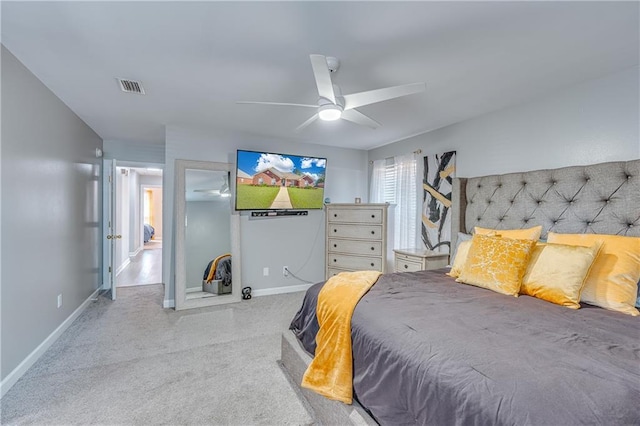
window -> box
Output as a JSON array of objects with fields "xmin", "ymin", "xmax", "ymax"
[
  {"xmin": 144, "ymin": 189, "xmax": 153, "ymax": 225},
  {"xmin": 370, "ymin": 153, "xmax": 419, "ymax": 249}
]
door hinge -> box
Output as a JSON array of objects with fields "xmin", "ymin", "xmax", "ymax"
[
  {"xmin": 109, "ymin": 175, "xmax": 112, "ymax": 183},
  {"xmin": 108, "ymin": 266, "xmax": 112, "ymax": 273},
  {"xmin": 109, "ymin": 221, "xmax": 111, "ymax": 228}
]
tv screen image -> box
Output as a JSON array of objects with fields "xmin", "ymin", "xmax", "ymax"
[{"xmin": 235, "ymin": 150, "xmax": 326, "ymax": 210}]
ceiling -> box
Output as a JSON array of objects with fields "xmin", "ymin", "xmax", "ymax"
[{"xmin": 2, "ymin": 2, "xmax": 638, "ymax": 150}]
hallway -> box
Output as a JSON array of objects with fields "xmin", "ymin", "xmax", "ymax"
[{"xmin": 117, "ymin": 241, "xmax": 162, "ymax": 286}]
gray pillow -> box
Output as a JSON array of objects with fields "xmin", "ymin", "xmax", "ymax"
[{"xmin": 451, "ymin": 232, "xmax": 472, "ymax": 262}]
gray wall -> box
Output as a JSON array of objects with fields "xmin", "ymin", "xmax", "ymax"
[
  {"xmin": 369, "ymin": 67, "xmax": 640, "ymax": 176},
  {"xmin": 163, "ymin": 126, "xmax": 369, "ymax": 304},
  {"xmin": 185, "ymin": 200, "xmax": 232, "ymax": 289},
  {"xmin": 1, "ymin": 46, "xmax": 103, "ymax": 380}
]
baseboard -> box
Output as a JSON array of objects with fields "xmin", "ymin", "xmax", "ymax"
[
  {"xmin": 115, "ymin": 258, "xmax": 130, "ymax": 276},
  {"xmin": 129, "ymin": 246, "xmax": 143, "ymax": 257},
  {"xmin": 252, "ymin": 283, "xmax": 314, "ymax": 297},
  {"xmin": 0, "ymin": 288, "xmax": 100, "ymax": 398},
  {"xmin": 163, "ymin": 298, "xmax": 175, "ymax": 308}
]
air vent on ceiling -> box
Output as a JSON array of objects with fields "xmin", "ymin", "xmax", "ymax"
[{"xmin": 117, "ymin": 78, "xmax": 145, "ymax": 95}]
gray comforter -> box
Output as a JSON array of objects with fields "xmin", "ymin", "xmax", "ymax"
[{"xmin": 290, "ymin": 269, "xmax": 640, "ymax": 425}]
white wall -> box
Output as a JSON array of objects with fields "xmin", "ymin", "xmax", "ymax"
[
  {"xmin": 128, "ymin": 170, "xmax": 142, "ymax": 255},
  {"xmin": 104, "ymin": 139, "xmax": 165, "ymax": 164},
  {"xmin": 163, "ymin": 126, "xmax": 369, "ymax": 305},
  {"xmin": 369, "ymin": 67, "xmax": 640, "ymax": 176},
  {"xmin": 115, "ymin": 168, "xmax": 130, "ymax": 273},
  {"xmin": 1, "ymin": 46, "xmax": 102, "ymax": 381}
]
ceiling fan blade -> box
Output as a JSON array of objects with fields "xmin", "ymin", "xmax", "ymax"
[
  {"xmin": 310, "ymin": 55, "xmax": 336, "ymax": 104},
  {"xmin": 237, "ymin": 101, "xmax": 317, "ymax": 108},
  {"xmin": 295, "ymin": 114, "xmax": 319, "ymax": 132},
  {"xmin": 341, "ymin": 109, "xmax": 381, "ymax": 129},
  {"xmin": 343, "ymin": 82, "xmax": 426, "ymax": 110}
]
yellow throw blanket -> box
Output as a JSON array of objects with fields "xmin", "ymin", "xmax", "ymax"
[{"xmin": 301, "ymin": 270, "xmax": 382, "ymax": 404}]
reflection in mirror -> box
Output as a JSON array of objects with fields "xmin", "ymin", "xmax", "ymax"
[
  {"xmin": 175, "ymin": 159, "xmax": 241, "ymax": 310},
  {"xmin": 185, "ymin": 169, "xmax": 232, "ymax": 300}
]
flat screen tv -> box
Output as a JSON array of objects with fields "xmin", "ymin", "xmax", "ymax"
[{"xmin": 235, "ymin": 149, "xmax": 326, "ymax": 211}]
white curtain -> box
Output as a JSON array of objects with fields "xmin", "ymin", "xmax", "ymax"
[
  {"xmin": 369, "ymin": 153, "xmax": 419, "ymax": 249},
  {"xmin": 369, "ymin": 159, "xmax": 386, "ymax": 203},
  {"xmin": 392, "ymin": 153, "xmax": 419, "ymax": 249}
]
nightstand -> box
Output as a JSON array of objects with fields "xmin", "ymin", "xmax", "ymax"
[{"xmin": 393, "ymin": 248, "xmax": 449, "ymax": 272}]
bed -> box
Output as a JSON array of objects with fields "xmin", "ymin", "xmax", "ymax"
[
  {"xmin": 143, "ymin": 223, "xmax": 155, "ymax": 243},
  {"xmin": 281, "ymin": 159, "xmax": 640, "ymax": 425}
]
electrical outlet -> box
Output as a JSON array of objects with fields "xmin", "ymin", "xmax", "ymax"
[
  {"xmin": 57, "ymin": 294, "xmax": 63, "ymax": 308},
  {"xmin": 283, "ymin": 266, "xmax": 289, "ymax": 277},
  {"xmin": 263, "ymin": 267, "xmax": 269, "ymax": 277}
]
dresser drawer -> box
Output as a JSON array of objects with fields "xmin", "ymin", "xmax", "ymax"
[
  {"xmin": 328, "ymin": 254, "xmax": 382, "ymax": 271},
  {"xmin": 328, "ymin": 224, "xmax": 383, "ymax": 240},
  {"xmin": 328, "ymin": 239, "xmax": 382, "ymax": 256},
  {"xmin": 395, "ymin": 259, "xmax": 423, "ymax": 272},
  {"xmin": 326, "ymin": 267, "xmax": 347, "ymax": 278},
  {"xmin": 327, "ymin": 208, "xmax": 384, "ymax": 224}
]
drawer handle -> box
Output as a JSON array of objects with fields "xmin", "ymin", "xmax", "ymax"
[
  {"xmin": 371, "ymin": 263, "xmax": 374, "ymax": 267},
  {"xmin": 404, "ymin": 264, "xmax": 409, "ymax": 269},
  {"xmin": 371, "ymin": 231, "xmax": 375, "ymax": 235},
  {"xmin": 333, "ymin": 259, "xmax": 337, "ymax": 262},
  {"xmin": 334, "ymin": 244, "xmax": 337, "ymax": 248},
  {"xmin": 334, "ymin": 229, "xmax": 337, "ymax": 233},
  {"xmin": 371, "ymin": 214, "xmax": 375, "ymax": 218},
  {"xmin": 371, "ymin": 247, "xmax": 374, "ymax": 251},
  {"xmin": 334, "ymin": 213, "xmax": 337, "ymax": 217}
]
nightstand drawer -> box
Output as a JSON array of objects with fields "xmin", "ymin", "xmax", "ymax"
[
  {"xmin": 328, "ymin": 224, "xmax": 383, "ymax": 240},
  {"xmin": 328, "ymin": 254, "xmax": 382, "ymax": 271},
  {"xmin": 327, "ymin": 208, "xmax": 384, "ymax": 224},
  {"xmin": 395, "ymin": 259, "xmax": 423, "ymax": 272},
  {"xmin": 328, "ymin": 239, "xmax": 382, "ymax": 256}
]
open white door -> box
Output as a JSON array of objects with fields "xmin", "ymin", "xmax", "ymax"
[{"xmin": 102, "ymin": 159, "xmax": 119, "ymax": 300}]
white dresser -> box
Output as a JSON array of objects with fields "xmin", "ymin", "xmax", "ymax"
[{"xmin": 325, "ymin": 203, "xmax": 390, "ymax": 279}]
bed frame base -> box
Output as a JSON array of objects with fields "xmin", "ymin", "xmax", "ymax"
[{"xmin": 280, "ymin": 331, "xmax": 378, "ymax": 426}]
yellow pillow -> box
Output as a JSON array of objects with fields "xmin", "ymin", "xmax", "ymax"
[
  {"xmin": 447, "ymin": 240, "xmax": 471, "ymax": 278},
  {"xmin": 475, "ymin": 225, "xmax": 542, "ymax": 241},
  {"xmin": 521, "ymin": 242, "xmax": 601, "ymax": 309},
  {"xmin": 457, "ymin": 234, "xmax": 536, "ymax": 297},
  {"xmin": 547, "ymin": 232, "xmax": 640, "ymax": 316}
]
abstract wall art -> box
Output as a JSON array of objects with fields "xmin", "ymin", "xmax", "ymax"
[{"xmin": 422, "ymin": 151, "xmax": 456, "ymax": 253}]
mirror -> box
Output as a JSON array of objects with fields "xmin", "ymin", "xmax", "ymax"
[{"xmin": 175, "ymin": 160, "xmax": 241, "ymax": 310}]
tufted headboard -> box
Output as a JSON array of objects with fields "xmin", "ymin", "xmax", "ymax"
[{"xmin": 451, "ymin": 160, "xmax": 640, "ymax": 251}]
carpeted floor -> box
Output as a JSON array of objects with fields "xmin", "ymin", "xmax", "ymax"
[{"xmin": 1, "ymin": 284, "xmax": 315, "ymax": 425}]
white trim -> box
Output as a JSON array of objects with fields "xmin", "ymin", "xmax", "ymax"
[
  {"xmin": 163, "ymin": 298, "xmax": 175, "ymax": 308},
  {"xmin": 129, "ymin": 246, "xmax": 143, "ymax": 258},
  {"xmin": 115, "ymin": 258, "xmax": 130, "ymax": 276},
  {"xmin": 252, "ymin": 283, "xmax": 314, "ymax": 297},
  {"xmin": 0, "ymin": 288, "xmax": 100, "ymax": 398}
]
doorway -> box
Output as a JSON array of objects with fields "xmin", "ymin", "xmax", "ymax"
[{"xmin": 115, "ymin": 166, "xmax": 163, "ymax": 288}]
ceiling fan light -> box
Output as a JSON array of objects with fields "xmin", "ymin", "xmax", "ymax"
[{"xmin": 318, "ymin": 104, "xmax": 342, "ymax": 121}]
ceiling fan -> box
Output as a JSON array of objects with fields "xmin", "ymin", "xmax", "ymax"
[
  {"xmin": 193, "ymin": 175, "xmax": 230, "ymax": 197},
  {"xmin": 238, "ymin": 55, "xmax": 426, "ymax": 131}
]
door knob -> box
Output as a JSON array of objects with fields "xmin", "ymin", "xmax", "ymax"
[
  {"xmin": 106, "ymin": 235, "xmax": 113, "ymax": 240},
  {"xmin": 116, "ymin": 235, "xmax": 122, "ymax": 239}
]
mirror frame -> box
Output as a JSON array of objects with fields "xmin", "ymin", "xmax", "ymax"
[{"xmin": 175, "ymin": 159, "xmax": 242, "ymax": 310}]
